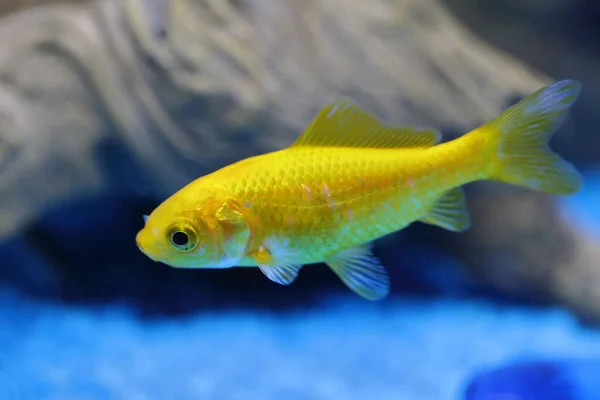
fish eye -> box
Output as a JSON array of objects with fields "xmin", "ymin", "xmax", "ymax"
[{"xmin": 166, "ymin": 221, "xmax": 199, "ymax": 252}]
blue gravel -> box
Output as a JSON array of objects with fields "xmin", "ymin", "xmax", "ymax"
[
  {"xmin": 2, "ymin": 288, "xmax": 600, "ymax": 400},
  {"xmin": 465, "ymin": 358, "xmax": 600, "ymax": 400}
]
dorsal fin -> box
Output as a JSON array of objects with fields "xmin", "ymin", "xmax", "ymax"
[{"xmin": 291, "ymin": 99, "xmax": 441, "ymax": 149}]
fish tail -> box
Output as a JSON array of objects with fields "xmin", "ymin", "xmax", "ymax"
[{"xmin": 483, "ymin": 79, "xmax": 583, "ymax": 195}]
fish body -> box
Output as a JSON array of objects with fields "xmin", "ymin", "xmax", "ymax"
[
  {"xmin": 186, "ymin": 136, "xmax": 483, "ymax": 265},
  {"xmin": 136, "ymin": 80, "xmax": 583, "ymax": 300}
]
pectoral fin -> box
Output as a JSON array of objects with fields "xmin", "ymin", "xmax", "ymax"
[
  {"xmin": 325, "ymin": 243, "xmax": 390, "ymax": 301},
  {"xmin": 258, "ymin": 262, "xmax": 302, "ymax": 286},
  {"xmin": 252, "ymin": 237, "xmax": 303, "ymax": 286}
]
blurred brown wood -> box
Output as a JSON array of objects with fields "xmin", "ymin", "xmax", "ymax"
[{"xmin": 443, "ymin": 0, "xmax": 600, "ymax": 166}]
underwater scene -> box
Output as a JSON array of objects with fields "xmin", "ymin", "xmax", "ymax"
[{"xmin": 1, "ymin": 1, "xmax": 599, "ymax": 399}]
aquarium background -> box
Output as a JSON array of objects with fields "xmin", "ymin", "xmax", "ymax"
[{"xmin": 0, "ymin": 1, "xmax": 599, "ymax": 399}]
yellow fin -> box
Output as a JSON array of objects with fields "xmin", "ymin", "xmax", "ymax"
[
  {"xmin": 291, "ymin": 99, "xmax": 441, "ymax": 149},
  {"xmin": 420, "ymin": 188, "xmax": 471, "ymax": 232},
  {"xmin": 485, "ymin": 79, "xmax": 583, "ymax": 195}
]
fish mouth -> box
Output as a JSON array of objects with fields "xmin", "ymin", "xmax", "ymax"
[{"xmin": 136, "ymin": 236, "xmax": 159, "ymax": 262}]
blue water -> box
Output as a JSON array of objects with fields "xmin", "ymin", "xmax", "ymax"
[{"xmin": 1, "ymin": 170, "xmax": 598, "ymax": 400}]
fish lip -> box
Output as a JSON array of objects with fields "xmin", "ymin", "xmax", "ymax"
[{"xmin": 136, "ymin": 238, "xmax": 159, "ymax": 262}]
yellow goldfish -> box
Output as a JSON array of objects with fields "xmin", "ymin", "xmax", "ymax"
[{"xmin": 136, "ymin": 79, "xmax": 583, "ymax": 300}]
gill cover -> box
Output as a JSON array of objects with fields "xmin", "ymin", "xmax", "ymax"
[{"xmin": 214, "ymin": 199, "xmax": 252, "ymax": 258}]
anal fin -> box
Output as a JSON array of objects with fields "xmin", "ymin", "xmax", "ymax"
[
  {"xmin": 419, "ymin": 187, "xmax": 471, "ymax": 232},
  {"xmin": 325, "ymin": 243, "xmax": 390, "ymax": 301}
]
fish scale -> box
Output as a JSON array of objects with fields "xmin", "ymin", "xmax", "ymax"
[{"xmin": 218, "ymin": 148, "xmax": 425, "ymax": 262}]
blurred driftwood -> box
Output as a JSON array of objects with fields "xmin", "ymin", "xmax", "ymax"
[
  {"xmin": 0, "ymin": 0, "xmax": 598, "ymax": 319},
  {"xmin": 444, "ymin": 0, "xmax": 600, "ymax": 166}
]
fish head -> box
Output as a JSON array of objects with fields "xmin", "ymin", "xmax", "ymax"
[
  {"xmin": 136, "ymin": 191, "xmax": 252, "ymax": 269},
  {"xmin": 136, "ymin": 195, "xmax": 222, "ymax": 269}
]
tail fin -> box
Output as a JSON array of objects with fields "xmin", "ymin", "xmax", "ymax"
[{"xmin": 485, "ymin": 79, "xmax": 583, "ymax": 195}]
